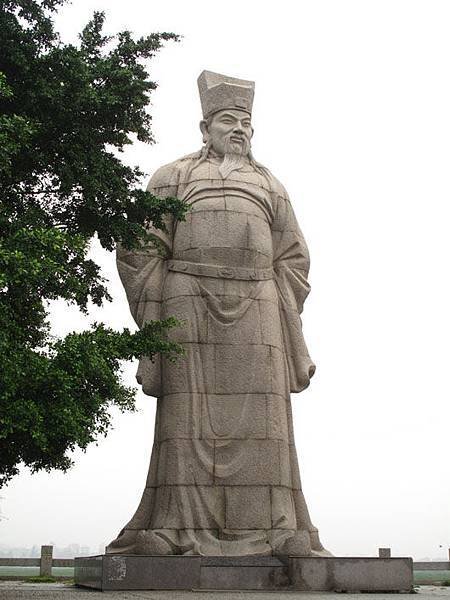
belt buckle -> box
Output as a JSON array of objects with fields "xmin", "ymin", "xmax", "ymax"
[{"xmin": 219, "ymin": 267, "xmax": 235, "ymax": 278}]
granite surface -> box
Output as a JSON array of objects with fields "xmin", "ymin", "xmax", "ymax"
[{"xmin": 74, "ymin": 555, "xmax": 413, "ymax": 592}]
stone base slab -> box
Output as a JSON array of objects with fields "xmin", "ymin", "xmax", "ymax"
[
  {"xmin": 74, "ymin": 554, "xmax": 413, "ymax": 592},
  {"xmin": 290, "ymin": 557, "xmax": 413, "ymax": 592}
]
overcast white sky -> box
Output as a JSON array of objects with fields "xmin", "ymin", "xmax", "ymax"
[{"xmin": 1, "ymin": 0, "xmax": 449, "ymax": 560}]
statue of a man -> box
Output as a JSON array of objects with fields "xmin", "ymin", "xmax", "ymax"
[{"xmin": 107, "ymin": 71, "xmax": 328, "ymax": 557}]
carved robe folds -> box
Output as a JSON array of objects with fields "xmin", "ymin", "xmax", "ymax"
[{"xmin": 107, "ymin": 154, "xmax": 327, "ymax": 556}]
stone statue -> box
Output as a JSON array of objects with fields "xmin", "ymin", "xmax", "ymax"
[{"xmin": 107, "ymin": 71, "xmax": 329, "ymax": 557}]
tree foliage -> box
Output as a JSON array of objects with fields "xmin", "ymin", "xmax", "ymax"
[{"xmin": 0, "ymin": 0, "xmax": 186, "ymax": 486}]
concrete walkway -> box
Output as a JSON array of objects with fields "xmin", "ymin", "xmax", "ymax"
[{"xmin": 0, "ymin": 583, "xmax": 449, "ymax": 599}]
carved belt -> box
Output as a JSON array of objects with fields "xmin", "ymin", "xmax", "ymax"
[{"xmin": 167, "ymin": 260, "xmax": 273, "ymax": 281}]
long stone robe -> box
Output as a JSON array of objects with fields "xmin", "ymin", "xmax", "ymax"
[{"xmin": 107, "ymin": 152, "xmax": 327, "ymax": 556}]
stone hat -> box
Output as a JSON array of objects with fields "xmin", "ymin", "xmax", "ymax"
[{"xmin": 197, "ymin": 70, "xmax": 255, "ymax": 119}]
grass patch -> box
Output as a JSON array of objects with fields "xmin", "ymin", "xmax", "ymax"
[
  {"xmin": 0, "ymin": 566, "xmax": 74, "ymax": 578},
  {"xmin": 414, "ymin": 570, "xmax": 450, "ymax": 584},
  {"xmin": 26, "ymin": 575, "xmax": 57, "ymax": 583},
  {"xmin": 442, "ymin": 580, "xmax": 450, "ymax": 586}
]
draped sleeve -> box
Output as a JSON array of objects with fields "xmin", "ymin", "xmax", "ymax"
[
  {"xmin": 271, "ymin": 185, "xmax": 316, "ymax": 393},
  {"xmin": 116, "ymin": 163, "xmax": 178, "ymax": 397}
]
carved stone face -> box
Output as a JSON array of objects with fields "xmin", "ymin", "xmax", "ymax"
[{"xmin": 200, "ymin": 109, "xmax": 253, "ymax": 157}]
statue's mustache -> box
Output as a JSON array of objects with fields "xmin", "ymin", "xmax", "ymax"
[
  {"xmin": 227, "ymin": 132, "xmax": 249, "ymax": 143},
  {"xmin": 229, "ymin": 133, "xmax": 246, "ymax": 142}
]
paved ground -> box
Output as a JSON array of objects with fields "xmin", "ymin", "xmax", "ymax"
[{"xmin": 0, "ymin": 583, "xmax": 449, "ymax": 599}]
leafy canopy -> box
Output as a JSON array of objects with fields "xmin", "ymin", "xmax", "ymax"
[{"xmin": 0, "ymin": 0, "xmax": 186, "ymax": 486}]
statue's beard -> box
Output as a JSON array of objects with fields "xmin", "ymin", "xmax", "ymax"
[{"xmin": 219, "ymin": 136, "xmax": 251, "ymax": 178}]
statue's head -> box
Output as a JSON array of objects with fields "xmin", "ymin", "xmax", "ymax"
[
  {"xmin": 200, "ymin": 108, "xmax": 253, "ymax": 157},
  {"xmin": 197, "ymin": 71, "xmax": 255, "ymax": 177}
]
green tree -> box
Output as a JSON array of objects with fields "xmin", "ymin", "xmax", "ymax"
[{"xmin": 0, "ymin": 0, "xmax": 186, "ymax": 487}]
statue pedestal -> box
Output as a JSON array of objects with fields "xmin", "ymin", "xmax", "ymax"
[{"xmin": 74, "ymin": 554, "xmax": 413, "ymax": 592}]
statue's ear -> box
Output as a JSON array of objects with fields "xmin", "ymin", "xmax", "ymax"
[{"xmin": 200, "ymin": 120, "xmax": 209, "ymax": 143}]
